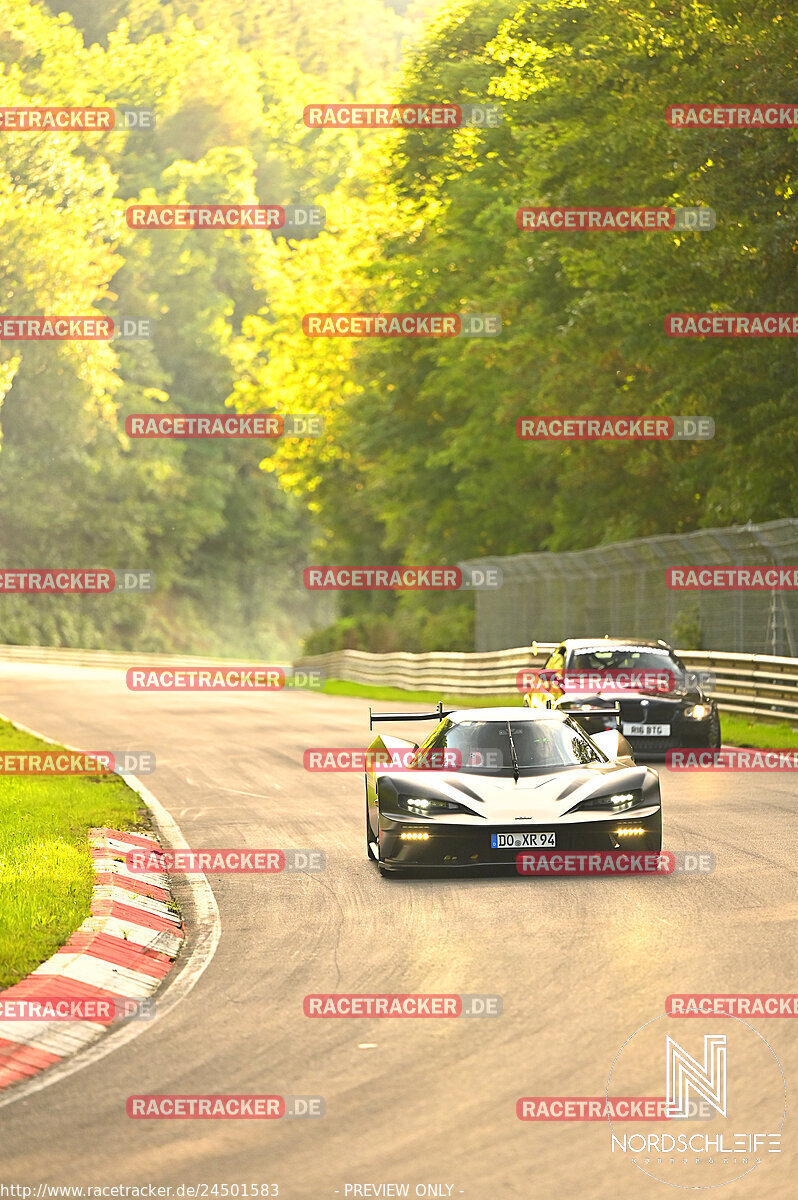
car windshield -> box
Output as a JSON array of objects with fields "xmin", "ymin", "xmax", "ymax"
[
  {"xmin": 411, "ymin": 718, "xmax": 604, "ymax": 776},
  {"xmin": 570, "ymin": 647, "xmax": 685, "ymax": 677}
]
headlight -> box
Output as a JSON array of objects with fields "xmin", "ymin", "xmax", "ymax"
[
  {"xmin": 573, "ymin": 790, "xmax": 641, "ymax": 814},
  {"xmin": 397, "ymin": 796, "xmax": 465, "ymax": 815},
  {"xmin": 683, "ymin": 703, "xmax": 710, "ymax": 720}
]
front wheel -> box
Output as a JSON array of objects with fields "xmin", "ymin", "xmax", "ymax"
[
  {"xmin": 366, "ymin": 795, "xmax": 377, "ymax": 861},
  {"xmin": 707, "ymin": 712, "xmax": 721, "ymax": 749}
]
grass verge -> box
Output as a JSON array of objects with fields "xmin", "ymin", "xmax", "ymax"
[
  {"xmin": 719, "ymin": 714, "xmax": 798, "ymax": 750},
  {"xmin": 321, "ymin": 678, "xmax": 521, "ymax": 709},
  {"xmin": 321, "ymin": 680, "xmax": 798, "ymax": 748},
  {"xmin": 0, "ymin": 718, "xmax": 147, "ymax": 989}
]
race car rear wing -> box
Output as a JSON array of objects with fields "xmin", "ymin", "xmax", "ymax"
[{"xmin": 369, "ymin": 702, "xmax": 453, "ymax": 730}]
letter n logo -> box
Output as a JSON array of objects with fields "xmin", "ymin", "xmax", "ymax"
[{"xmin": 666, "ymin": 1034, "xmax": 727, "ymax": 1118}]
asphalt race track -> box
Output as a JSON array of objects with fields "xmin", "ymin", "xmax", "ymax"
[{"xmin": 1, "ymin": 663, "xmax": 796, "ymax": 1199}]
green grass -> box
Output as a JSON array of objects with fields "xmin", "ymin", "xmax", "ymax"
[
  {"xmin": 321, "ymin": 679, "xmax": 798, "ymax": 748},
  {"xmin": 0, "ymin": 719, "xmax": 147, "ymax": 989},
  {"xmin": 720, "ymin": 714, "xmax": 798, "ymax": 750},
  {"xmin": 320, "ymin": 678, "xmax": 522, "ymax": 709}
]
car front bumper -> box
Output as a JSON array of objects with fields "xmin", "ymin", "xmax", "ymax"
[
  {"xmin": 625, "ymin": 717, "xmax": 715, "ymax": 759},
  {"xmin": 568, "ymin": 709, "xmax": 716, "ymax": 759},
  {"xmin": 378, "ymin": 808, "xmax": 662, "ymax": 872}
]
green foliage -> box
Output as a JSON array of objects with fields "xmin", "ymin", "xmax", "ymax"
[
  {"xmin": 671, "ymin": 604, "xmax": 702, "ymax": 651},
  {"xmin": 3, "ymin": 1, "xmax": 795, "ymax": 656},
  {"xmin": 255, "ymin": 0, "xmax": 797, "ymax": 650},
  {"xmin": 0, "ymin": 0, "xmax": 416, "ymax": 654},
  {"xmin": 304, "ymin": 595, "xmax": 473, "ymax": 653}
]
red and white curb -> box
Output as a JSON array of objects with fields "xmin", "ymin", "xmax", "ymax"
[{"xmin": 0, "ymin": 827, "xmax": 182, "ymax": 1091}]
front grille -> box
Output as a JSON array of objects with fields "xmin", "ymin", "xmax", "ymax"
[
  {"xmin": 618, "ymin": 700, "xmax": 678, "ymax": 724},
  {"xmin": 627, "ymin": 736, "xmax": 672, "ymax": 757}
]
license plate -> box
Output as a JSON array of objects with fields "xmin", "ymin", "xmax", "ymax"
[
  {"xmin": 622, "ymin": 723, "xmax": 670, "ymax": 737},
  {"xmin": 491, "ymin": 831, "xmax": 556, "ymax": 849}
]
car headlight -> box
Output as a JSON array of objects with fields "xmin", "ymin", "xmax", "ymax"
[
  {"xmin": 572, "ymin": 790, "xmax": 641, "ymax": 814},
  {"xmin": 397, "ymin": 796, "xmax": 466, "ymax": 815},
  {"xmin": 683, "ymin": 703, "xmax": 710, "ymax": 720}
]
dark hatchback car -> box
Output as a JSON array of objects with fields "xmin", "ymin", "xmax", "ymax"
[{"xmin": 523, "ymin": 637, "xmax": 721, "ymax": 759}]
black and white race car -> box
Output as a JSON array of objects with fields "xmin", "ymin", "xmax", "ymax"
[{"xmin": 364, "ymin": 705, "xmax": 662, "ymax": 876}]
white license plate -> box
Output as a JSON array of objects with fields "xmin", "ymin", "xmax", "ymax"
[
  {"xmin": 622, "ymin": 723, "xmax": 670, "ymax": 737},
  {"xmin": 491, "ymin": 832, "xmax": 556, "ymax": 849}
]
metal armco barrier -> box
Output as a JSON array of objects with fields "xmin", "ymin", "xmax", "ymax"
[
  {"xmin": 0, "ymin": 645, "xmax": 276, "ymax": 670},
  {"xmin": 1, "ymin": 643, "xmax": 797, "ymax": 726},
  {"xmin": 295, "ymin": 646, "xmax": 798, "ymax": 727},
  {"xmin": 298, "ymin": 646, "xmax": 552, "ymax": 695}
]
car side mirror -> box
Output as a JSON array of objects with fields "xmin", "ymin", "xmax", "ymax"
[{"xmin": 591, "ymin": 729, "xmax": 635, "ymax": 763}]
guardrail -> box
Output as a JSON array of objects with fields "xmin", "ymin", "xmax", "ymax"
[
  {"xmin": 297, "ymin": 646, "xmax": 553, "ymax": 695},
  {"xmin": 1, "ymin": 642, "xmax": 796, "ymax": 726},
  {"xmin": 296, "ymin": 646, "xmax": 798, "ymax": 726},
  {"xmin": 0, "ymin": 645, "xmax": 288, "ymax": 670},
  {"xmin": 678, "ymin": 650, "xmax": 798, "ymax": 725}
]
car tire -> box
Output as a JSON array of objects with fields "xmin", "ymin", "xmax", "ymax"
[
  {"xmin": 708, "ymin": 712, "xmax": 721, "ymax": 749},
  {"xmin": 366, "ymin": 796, "xmax": 377, "ymax": 861}
]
